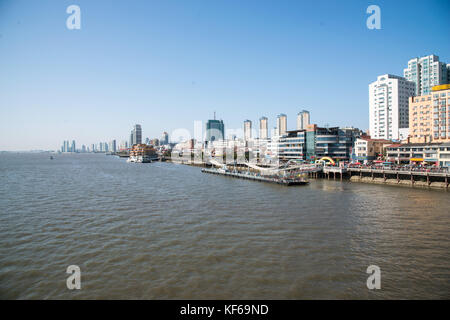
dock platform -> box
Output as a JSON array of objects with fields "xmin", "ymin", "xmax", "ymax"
[{"xmin": 201, "ymin": 168, "xmax": 309, "ymax": 186}]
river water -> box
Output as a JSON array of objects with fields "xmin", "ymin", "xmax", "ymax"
[{"xmin": 0, "ymin": 153, "xmax": 449, "ymax": 299}]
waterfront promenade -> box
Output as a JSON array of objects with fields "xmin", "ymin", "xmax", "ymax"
[
  {"xmin": 321, "ymin": 165, "xmax": 450, "ymax": 189},
  {"xmin": 124, "ymin": 153, "xmax": 450, "ymax": 190}
]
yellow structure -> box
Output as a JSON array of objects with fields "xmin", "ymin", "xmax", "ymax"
[
  {"xmin": 431, "ymin": 84, "xmax": 450, "ymax": 91},
  {"xmin": 316, "ymin": 157, "xmax": 335, "ymax": 165}
]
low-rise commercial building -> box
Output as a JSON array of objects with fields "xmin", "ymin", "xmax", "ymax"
[
  {"xmin": 438, "ymin": 143, "xmax": 450, "ymax": 167},
  {"xmin": 385, "ymin": 142, "xmax": 445, "ymax": 165},
  {"xmin": 354, "ymin": 137, "xmax": 392, "ymax": 162}
]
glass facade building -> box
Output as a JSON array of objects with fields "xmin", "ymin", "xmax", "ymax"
[
  {"xmin": 205, "ymin": 119, "xmax": 225, "ymax": 142},
  {"xmin": 277, "ymin": 126, "xmax": 360, "ymax": 162}
]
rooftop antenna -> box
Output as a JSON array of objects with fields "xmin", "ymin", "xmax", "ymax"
[{"xmin": 214, "ymin": 111, "xmax": 216, "ymax": 120}]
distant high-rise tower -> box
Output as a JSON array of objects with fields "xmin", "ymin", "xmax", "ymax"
[
  {"xmin": 161, "ymin": 132, "xmax": 169, "ymax": 145},
  {"xmin": 206, "ymin": 114, "xmax": 225, "ymax": 142},
  {"xmin": 297, "ymin": 110, "xmax": 310, "ymax": 130},
  {"xmin": 71, "ymin": 140, "xmax": 76, "ymax": 153},
  {"xmin": 109, "ymin": 140, "xmax": 117, "ymax": 153},
  {"xmin": 244, "ymin": 120, "xmax": 252, "ymax": 141},
  {"xmin": 276, "ymin": 114, "xmax": 287, "ymax": 136},
  {"xmin": 130, "ymin": 124, "xmax": 142, "ymax": 146},
  {"xmin": 404, "ymin": 54, "xmax": 449, "ymax": 96},
  {"xmin": 259, "ymin": 116, "xmax": 268, "ymax": 139}
]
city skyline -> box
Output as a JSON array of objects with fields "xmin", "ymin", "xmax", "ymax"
[{"xmin": 1, "ymin": 0, "xmax": 449, "ymax": 151}]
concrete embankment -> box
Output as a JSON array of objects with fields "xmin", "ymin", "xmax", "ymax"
[{"xmin": 348, "ymin": 176, "xmax": 448, "ymax": 189}]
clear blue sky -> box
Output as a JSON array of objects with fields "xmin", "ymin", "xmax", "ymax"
[{"xmin": 0, "ymin": 0, "xmax": 449, "ymax": 150}]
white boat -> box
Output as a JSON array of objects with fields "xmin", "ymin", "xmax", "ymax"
[{"xmin": 127, "ymin": 155, "xmax": 158, "ymax": 163}]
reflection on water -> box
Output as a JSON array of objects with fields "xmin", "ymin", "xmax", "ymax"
[{"xmin": 0, "ymin": 153, "xmax": 449, "ymax": 299}]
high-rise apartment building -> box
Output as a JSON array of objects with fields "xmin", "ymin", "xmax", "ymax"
[
  {"xmin": 369, "ymin": 74, "xmax": 415, "ymax": 140},
  {"xmin": 404, "ymin": 54, "xmax": 449, "ymax": 96},
  {"xmin": 409, "ymin": 84, "xmax": 450, "ymax": 143},
  {"xmin": 276, "ymin": 114, "xmax": 287, "ymax": 136},
  {"xmin": 296, "ymin": 110, "xmax": 310, "ymax": 130},
  {"xmin": 259, "ymin": 116, "xmax": 268, "ymax": 139},
  {"xmin": 244, "ymin": 120, "xmax": 252, "ymax": 141}
]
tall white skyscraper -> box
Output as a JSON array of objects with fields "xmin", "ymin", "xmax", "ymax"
[
  {"xmin": 369, "ymin": 74, "xmax": 415, "ymax": 140},
  {"xmin": 296, "ymin": 110, "xmax": 310, "ymax": 130},
  {"xmin": 259, "ymin": 116, "xmax": 268, "ymax": 139},
  {"xmin": 276, "ymin": 114, "xmax": 287, "ymax": 136},
  {"xmin": 244, "ymin": 120, "xmax": 252, "ymax": 141},
  {"xmin": 404, "ymin": 54, "xmax": 448, "ymax": 96}
]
